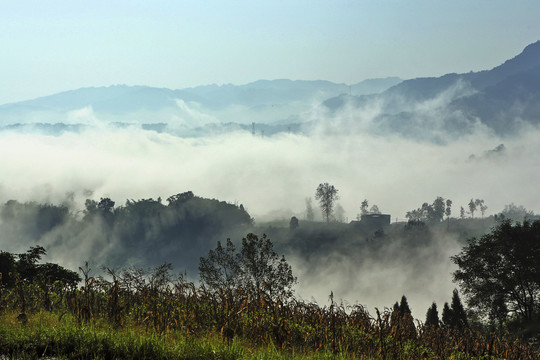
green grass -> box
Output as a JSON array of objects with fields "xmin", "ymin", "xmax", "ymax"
[
  {"xmin": 0, "ymin": 311, "xmax": 245, "ymax": 360},
  {"xmin": 0, "ymin": 311, "xmax": 371, "ymax": 360}
]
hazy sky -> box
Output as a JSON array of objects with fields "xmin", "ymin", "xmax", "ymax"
[{"xmin": 1, "ymin": 0, "xmax": 539, "ymax": 105}]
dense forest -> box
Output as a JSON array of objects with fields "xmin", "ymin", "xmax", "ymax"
[{"xmin": 0, "ymin": 191, "xmax": 252, "ymax": 271}]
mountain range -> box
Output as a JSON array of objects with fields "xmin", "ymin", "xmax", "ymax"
[
  {"xmin": 1, "ymin": 40, "xmax": 540, "ymax": 139},
  {"xmin": 324, "ymin": 40, "xmax": 540, "ymax": 138},
  {"xmin": 0, "ymin": 78, "xmax": 401, "ymax": 131}
]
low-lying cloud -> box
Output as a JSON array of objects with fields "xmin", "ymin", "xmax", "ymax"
[
  {"xmin": 0, "ymin": 100, "xmax": 539, "ymax": 318},
  {"xmin": 0, "ymin": 117, "xmax": 538, "ymax": 223}
]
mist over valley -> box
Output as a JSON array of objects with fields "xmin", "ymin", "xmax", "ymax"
[{"xmin": 1, "ymin": 42, "xmax": 540, "ymax": 319}]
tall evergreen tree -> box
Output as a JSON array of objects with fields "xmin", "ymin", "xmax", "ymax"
[
  {"xmin": 425, "ymin": 302, "xmax": 439, "ymax": 328},
  {"xmin": 399, "ymin": 295, "xmax": 412, "ymax": 316},
  {"xmin": 390, "ymin": 301, "xmax": 400, "ymax": 327},
  {"xmin": 441, "ymin": 290, "xmax": 469, "ymax": 329},
  {"xmin": 442, "ymin": 302, "xmax": 453, "ymax": 328},
  {"xmin": 450, "ymin": 289, "xmax": 468, "ymax": 328}
]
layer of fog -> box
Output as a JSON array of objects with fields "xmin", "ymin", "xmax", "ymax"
[
  {"xmin": 288, "ymin": 230, "xmax": 464, "ymax": 318},
  {"xmin": 1, "ymin": 89, "xmax": 540, "ymax": 318},
  {"xmin": 2, "ymin": 121, "xmax": 537, "ymax": 221}
]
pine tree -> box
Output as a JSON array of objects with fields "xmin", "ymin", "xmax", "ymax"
[
  {"xmin": 399, "ymin": 295, "xmax": 411, "ymax": 316},
  {"xmin": 441, "ymin": 290, "xmax": 469, "ymax": 329},
  {"xmin": 450, "ymin": 289, "xmax": 468, "ymax": 328},
  {"xmin": 391, "ymin": 296, "xmax": 416, "ymax": 338},
  {"xmin": 442, "ymin": 302, "xmax": 454, "ymax": 328},
  {"xmin": 390, "ymin": 301, "xmax": 400, "ymax": 326},
  {"xmin": 425, "ymin": 302, "xmax": 439, "ymax": 328}
]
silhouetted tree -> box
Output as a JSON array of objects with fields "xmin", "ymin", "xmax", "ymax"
[
  {"xmin": 425, "ymin": 303, "xmax": 440, "ymax": 328},
  {"xmin": 0, "ymin": 251, "xmax": 16, "ymax": 288},
  {"xmin": 440, "ymin": 290, "xmax": 468, "ymax": 329},
  {"xmin": 391, "ymin": 295, "xmax": 415, "ymax": 338},
  {"xmin": 406, "ymin": 196, "xmax": 448, "ymax": 223},
  {"xmin": 166, "ymin": 191, "xmax": 195, "ymax": 205},
  {"xmin": 445, "ymin": 199, "xmax": 452, "ymax": 219},
  {"xmin": 38, "ymin": 262, "xmax": 80, "ymax": 287},
  {"xmin": 390, "ymin": 301, "xmax": 400, "ymax": 325},
  {"xmin": 432, "ymin": 196, "xmax": 446, "ymax": 222},
  {"xmin": 445, "ymin": 199, "xmax": 452, "ymax": 229},
  {"xmin": 450, "ymin": 289, "xmax": 468, "ymax": 329},
  {"xmin": 17, "ymin": 246, "xmax": 47, "ymax": 282},
  {"xmin": 98, "ymin": 197, "xmax": 115, "ymax": 214},
  {"xmin": 315, "ymin": 183, "xmax": 339, "ymax": 223},
  {"xmin": 360, "ymin": 199, "xmax": 369, "ymax": 215},
  {"xmin": 399, "ymin": 295, "xmax": 412, "ymax": 316},
  {"xmin": 476, "ymin": 199, "xmax": 487, "ymax": 218},
  {"xmin": 391, "ymin": 295, "xmax": 412, "ymax": 324},
  {"xmin": 468, "ymin": 199, "xmax": 477, "ymax": 218},
  {"xmin": 0, "ymin": 246, "xmax": 79, "ymax": 289},
  {"xmin": 289, "ymin": 216, "xmax": 299, "ymax": 230},
  {"xmin": 452, "ymin": 220, "xmax": 540, "ymax": 324},
  {"xmin": 84, "ymin": 197, "xmax": 115, "ymax": 222},
  {"xmin": 442, "ymin": 302, "xmax": 453, "ymax": 328}
]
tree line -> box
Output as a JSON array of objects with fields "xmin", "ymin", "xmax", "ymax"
[{"xmin": 310, "ymin": 181, "xmax": 537, "ymax": 225}]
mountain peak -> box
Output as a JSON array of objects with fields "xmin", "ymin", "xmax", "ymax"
[
  {"xmin": 467, "ymin": 40, "xmax": 540, "ymax": 89},
  {"xmin": 521, "ymin": 40, "xmax": 540, "ymax": 54},
  {"xmin": 500, "ymin": 40, "xmax": 540, "ymax": 69}
]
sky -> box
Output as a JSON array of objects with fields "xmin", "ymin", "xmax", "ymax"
[{"xmin": 1, "ymin": 0, "xmax": 539, "ymax": 105}]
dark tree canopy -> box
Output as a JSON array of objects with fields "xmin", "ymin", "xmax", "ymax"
[
  {"xmin": 17, "ymin": 245, "xmax": 47, "ymax": 282},
  {"xmin": 0, "ymin": 246, "xmax": 80, "ymax": 288},
  {"xmin": 452, "ymin": 220, "xmax": 540, "ymax": 323},
  {"xmin": 0, "ymin": 250, "xmax": 16, "ymax": 288}
]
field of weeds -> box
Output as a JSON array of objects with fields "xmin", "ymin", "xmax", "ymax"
[{"xmin": 0, "ymin": 262, "xmax": 538, "ymax": 360}]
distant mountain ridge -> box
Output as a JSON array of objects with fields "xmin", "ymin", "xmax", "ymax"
[
  {"xmin": 324, "ymin": 40, "xmax": 540, "ymax": 137},
  {"xmin": 0, "ymin": 78, "xmax": 402, "ymax": 125},
  {"xmin": 3, "ymin": 41, "xmax": 540, "ymax": 139}
]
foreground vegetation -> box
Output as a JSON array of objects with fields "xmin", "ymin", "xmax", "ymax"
[{"xmin": 1, "ymin": 252, "xmax": 538, "ymax": 359}]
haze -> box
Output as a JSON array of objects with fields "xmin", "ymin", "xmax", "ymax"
[{"xmin": 1, "ymin": 1, "xmax": 540, "ymax": 317}]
